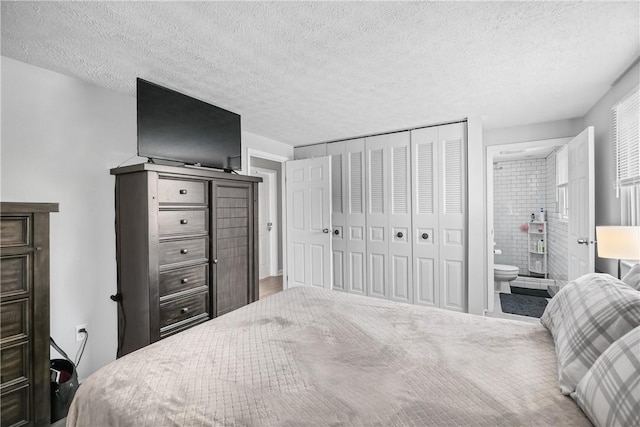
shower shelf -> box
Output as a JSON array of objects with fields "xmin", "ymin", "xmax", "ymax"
[{"xmin": 528, "ymin": 221, "xmax": 548, "ymax": 278}]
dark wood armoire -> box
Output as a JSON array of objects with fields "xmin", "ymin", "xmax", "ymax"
[{"xmin": 111, "ymin": 163, "xmax": 261, "ymax": 356}]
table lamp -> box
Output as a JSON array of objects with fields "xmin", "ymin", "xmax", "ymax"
[{"xmin": 596, "ymin": 226, "xmax": 640, "ymax": 278}]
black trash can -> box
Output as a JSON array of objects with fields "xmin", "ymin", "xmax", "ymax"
[{"xmin": 50, "ymin": 340, "xmax": 79, "ymax": 422}]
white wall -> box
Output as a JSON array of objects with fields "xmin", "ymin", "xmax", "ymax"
[
  {"xmin": 1, "ymin": 56, "xmax": 139, "ymax": 380},
  {"xmin": 484, "ymin": 118, "xmax": 585, "ymax": 147},
  {"xmin": 1, "ymin": 56, "xmax": 292, "ymax": 379},
  {"xmin": 240, "ymin": 131, "xmax": 293, "ymax": 174},
  {"xmin": 583, "ymin": 61, "xmax": 639, "ymax": 275}
]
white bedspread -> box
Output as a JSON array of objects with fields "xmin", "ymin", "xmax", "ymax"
[{"xmin": 68, "ymin": 287, "xmax": 590, "ymax": 426}]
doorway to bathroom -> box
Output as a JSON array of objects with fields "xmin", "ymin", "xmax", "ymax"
[{"xmin": 485, "ymin": 129, "xmax": 595, "ymax": 319}]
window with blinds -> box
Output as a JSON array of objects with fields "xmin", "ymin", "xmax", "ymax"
[
  {"xmin": 613, "ymin": 86, "xmax": 640, "ymax": 191},
  {"xmin": 613, "ymin": 86, "xmax": 640, "ymax": 226}
]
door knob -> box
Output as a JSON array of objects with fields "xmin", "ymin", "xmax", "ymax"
[
  {"xmin": 396, "ymin": 232, "xmax": 404, "ymax": 238},
  {"xmin": 334, "ymin": 229, "xmax": 340, "ymax": 235},
  {"xmin": 213, "ymin": 259, "xmax": 218, "ymax": 264},
  {"xmin": 577, "ymin": 238, "xmax": 590, "ymax": 245},
  {"xmin": 422, "ymin": 233, "xmax": 429, "ymax": 240},
  {"xmin": 322, "ymin": 228, "xmax": 330, "ymax": 234}
]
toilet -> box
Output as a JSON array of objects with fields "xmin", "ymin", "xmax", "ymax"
[{"xmin": 494, "ymin": 264, "xmax": 519, "ymax": 293}]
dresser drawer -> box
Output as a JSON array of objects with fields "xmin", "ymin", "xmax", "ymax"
[
  {"xmin": 0, "ymin": 384, "xmax": 29, "ymax": 427},
  {"xmin": 159, "ymin": 264, "xmax": 208, "ymax": 298},
  {"xmin": 158, "ymin": 238, "xmax": 208, "ymax": 267},
  {"xmin": 1, "ymin": 342, "xmax": 28, "ymax": 389},
  {"xmin": 1, "ymin": 255, "xmax": 30, "ymax": 298},
  {"xmin": 0, "ymin": 300, "xmax": 28, "ymax": 344},
  {"xmin": 158, "ymin": 210, "xmax": 208, "ymax": 237},
  {"xmin": 158, "ymin": 178, "xmax": 207, "ymax": 205},
  {"xmin": 159, "ymin": 291, "xmax": 208, "ymax": 329},
  {"xmin": 0, "ymin": 216, "xmax": 30, "ymax": 248}
]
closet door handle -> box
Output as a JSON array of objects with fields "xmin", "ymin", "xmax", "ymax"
[
  {"xmin": 180, "ymin": 249, "xmax": 189, "ymax": 254},
  {"xmin": 179, "ymin": 189, "xmax": 188, "ymax": 195},
  {"xmin": 396, "ymin": 232, "xmax": 403, "ymax": 238},
  {"xmin": 180, "ymin": 219, "xmax": 188, "ymax": 225},
  {"xmin": 422, "ymin": 233, "xmax": 429, "ymax": 240}
]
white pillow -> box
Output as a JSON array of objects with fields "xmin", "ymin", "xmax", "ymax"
[
  {"xmin": 540, "ymin": 273, "xmax": 640, "ymax": 394},
  {"xmin": 621, "ymin": 263, "xmax": 640, "ymax": 291},
  {"xmin": 573, "ymin": 326, "xmax": 640, "ymax": 427}
]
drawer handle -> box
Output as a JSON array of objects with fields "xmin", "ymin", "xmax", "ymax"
[
  {"xmin": 397, "ymin": 232, "xmax": 403, "ymax": 238},
  {"xmin": 179, "ymin": 189, "xmax": 188, "ymax": 195},
  {"xmin": 180, "ymin": 249, "xmax": 189, "ymax": 254},
  {"xmin": 180, "ymin": 219, "xmax": 188, "ymax": 225},
  {"xmin": 422, "ymin": 233, "xmax": 429, "ymax": 240},
  {"xmin": 180, "ymin": 307, "xmax": 189, "ymax": 314},
  {"xmin": 181, "ymin": 278, "xmax": 189, "ymax": 284}
]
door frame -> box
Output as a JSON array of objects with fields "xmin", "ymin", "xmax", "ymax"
[
  {"xmin": 485, "ymin": 137, "xmax": 569, "ymax": 312},
  {"xmin": 252, "ymin": 166, "xmax": 278, "ymax": 278},
  {"xmin": 247, "ymin": 149, "xmax": 289, "ymax": 286}
]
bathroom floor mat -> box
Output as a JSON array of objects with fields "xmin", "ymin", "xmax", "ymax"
[
  {"xmin": 510, "ymin": 286, "xmax": 551, "ymax": 298},
  {"xmin": 499, "ymin": 293, "xmax": 548, "ymax": 318}
]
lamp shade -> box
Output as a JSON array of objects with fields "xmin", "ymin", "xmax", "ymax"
[{"xmin": 596, "ymin": 226, "xmax": 640, "ymax": 260}]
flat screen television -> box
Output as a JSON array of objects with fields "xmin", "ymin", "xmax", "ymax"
[{"xmin": 137, "ymin": 78, "xmax": 241, "ymax": 171}]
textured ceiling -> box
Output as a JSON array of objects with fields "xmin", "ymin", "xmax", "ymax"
[{"xmin": 2, "ymin": 1, "xmax": 639, "ymax": 146}]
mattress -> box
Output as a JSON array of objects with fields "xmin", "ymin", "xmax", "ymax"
[{"xmin": 68, "ymin": 286, "xmax": 590, "ymax": 426}]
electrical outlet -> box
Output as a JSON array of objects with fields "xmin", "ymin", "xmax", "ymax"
[{"xmin": 75, "ymin": 324, "xmax": 88, "ymax": 342}]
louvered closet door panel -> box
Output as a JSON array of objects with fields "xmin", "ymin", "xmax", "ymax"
[
  {"xmin": 345, "ymin": 139, "xmax": 367, "ymax": 295},
  {"xmin": 387, "ymin": 132, "xmax": 413, "ymax": 303},
  {"xmin": 365, "ymin": 135, "xmax": 390, "ymax": 299},
  {"xmin": 327, "ymin": 142, "xmax": 347, "ymax": 292},
  {"xmin": 438, "ymin": 123, "xmax": 467, "ymax": 312},
  {"xmin": 411, "ymin": 127, "xmax": 439, "ymax": 307}
]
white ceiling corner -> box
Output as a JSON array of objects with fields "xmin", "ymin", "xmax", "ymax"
[{"xmin": 1, "ymin": 1, "xmax": 638, "ymax": 146}]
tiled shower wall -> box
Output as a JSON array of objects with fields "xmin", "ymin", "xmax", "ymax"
[
  {"xmin": 545, "ymin": 151, "xmax": 568, "ymax": 281},
  {"xmin": 493, "ymin": 159, "xmax": 546, "ymax": 275}
]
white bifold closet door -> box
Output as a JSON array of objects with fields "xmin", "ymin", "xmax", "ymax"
[
  {"xmin": 365, "ymin": 132, "xmax": 413, "ymax": 303},
  {"xmin": 328, "ymin": 139, "xmax": 367, "ymax": 295},
  {"xmin": 411, "ymin": 123, "xmax": 467, "ymax": 312}
]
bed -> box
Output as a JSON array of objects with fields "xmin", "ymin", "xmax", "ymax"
[{"xmin": 68, "ymin": 286, "xmax": 596, "ymax": 426}]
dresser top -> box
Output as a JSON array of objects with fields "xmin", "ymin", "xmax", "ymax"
[
  {"xmin": 1, "ymin": 202, "xmax": 59, "ymax": 213},
  {"xmin": 111, "ymin": 163, "xmax": 262, "ymax": 183}
]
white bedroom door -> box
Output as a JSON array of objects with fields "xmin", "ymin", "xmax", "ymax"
[
  {"xmin": 285, "ymin": 157, "xmax": 332, "ymax": 289},
  {"xmin": 568, "ymin": 126, "xmax": 595, "ymax": 280}
]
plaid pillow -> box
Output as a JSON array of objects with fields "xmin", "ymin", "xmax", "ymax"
[
  {"xmin": 622, "ymin": 263, "xmax": 640, "ymax": 291},
  {"xmin": 540, "ymin": 273, "xmax": 640, "ymax": 394},
  {"xmin": 574, "ymin": 327, "xmax": 640, "ymax": 427}
]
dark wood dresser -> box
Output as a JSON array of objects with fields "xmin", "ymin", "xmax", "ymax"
[
  {"xmin": 111, "ymin": 164, "xmax": 261, "ymax": 356},
  {"xmin": 1, "ymin": 202, "xmax": 58, "ymax": 427}
]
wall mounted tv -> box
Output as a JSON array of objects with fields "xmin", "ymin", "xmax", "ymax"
[{"xmin": 137, "ymin": 78, "xmax": 241, "ymax": 171}]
